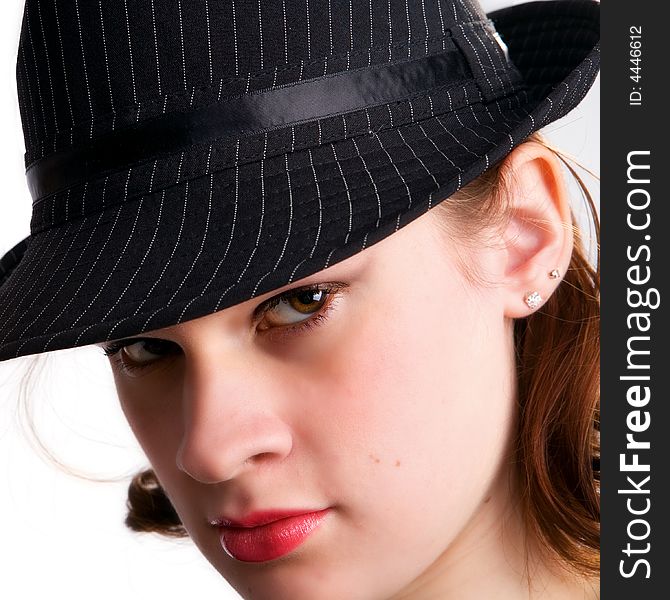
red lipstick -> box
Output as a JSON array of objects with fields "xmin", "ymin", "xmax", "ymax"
[{"xmin": 216, "ymin": 509, "xmax": 330, "ymax": 562}]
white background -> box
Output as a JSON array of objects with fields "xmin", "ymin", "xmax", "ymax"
[{"xmin": 0, "ymin": 1, "xmax": 598, "ymax": 598}]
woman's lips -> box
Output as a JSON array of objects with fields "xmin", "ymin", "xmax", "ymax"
[{"xmin": 218, "ymin": 508, "xmax": 330, "ymax": 562}]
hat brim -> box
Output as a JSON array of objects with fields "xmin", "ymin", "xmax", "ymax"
[{"xmin": 0, "ymin": 0, "xmax": 599, "ymax": 361}]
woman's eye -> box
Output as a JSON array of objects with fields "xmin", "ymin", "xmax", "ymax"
[
  {"xmin": 121, "ymin": 339, "xmax": 177, "ymax": 364},
  {"xmin": 256, "ymin": 283, "xmax": 347, "ymax": 335},
  {"xmin": 102, "ymin": 338, "xmax": 181, "ymax": 374}
]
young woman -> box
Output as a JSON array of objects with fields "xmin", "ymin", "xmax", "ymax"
[{"xmin": 0, "ymin": 0, "xmax": 599, "ymax": 598}]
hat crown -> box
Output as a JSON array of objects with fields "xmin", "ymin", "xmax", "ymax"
[{"xmin": 17, "ymin": 0, "xmax": 485, "ymax": 167}]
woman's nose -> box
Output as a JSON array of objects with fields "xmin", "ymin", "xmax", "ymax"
[{"xmin": 175, "ymin": 357, "xmax": 294, "ymax": 484}]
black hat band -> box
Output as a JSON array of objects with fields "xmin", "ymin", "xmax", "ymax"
[{"xmin": 26, "ymin": 43, "xmax": 483, "ymax": 205}]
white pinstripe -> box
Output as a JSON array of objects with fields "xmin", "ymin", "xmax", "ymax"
[
  {"xmin": 167, "ymin": 180, "xmax": 209, "ymax": 306},
  {"xmin": 123, "ymin": 0, "xmax": 137, "ymax": 104},
  {"xmin": 214, "ymin": 155, "xmax": 266, "ymax": 311},
  {"xmin": 65, "ymin": 189, "xmax": 70, "ymax": 222},
  {"xmin": 102, "ymin": 175, "xmax": 108, "ymax": 208},
  {"xmin": 205, "ymin": 144, "xmax": 213, "ymax": 174},
  {"xmin": 252, "ymin": 153, "xmax": 293, "ymax": 296},
  {"xmin": 437, "ymin": 0, "xmax": 445, "ymax": 33},
  {"xmin": 137, "ymin": 188, "xmax": 185, "ymax": 326},
  {"xmin": 232, "ymin": 0, "xmax": 239, "ymax": 76},
  {"xmin": 123, "ymin": 168, "xmax": 133, "ymax": 202},
  {"xmin": 331, "ymin": 143, "xmax": 353, "ymax": 246},
  {"xmin": 506, "ymin": 132, "xmax": 515, "ymax": 154},
  {"xmin": 74, "ymin": 0, "xmax": 94, "ymax": 138},
  {"xmin": 65, "ymin": 200, "xmax": 142, "ymax": 344},
  {"xmin": 105, "ymin": 192, "xmax": 166, "ymax": 338},
  {"xmin": 458, "ymin": 24, "xmax": 493, "ymax": 96},
  {"xmin": 148, "ymin": 160, "xmax": 160, "ymax": 193},
  {"xmin": 98, "ymin": 1, "xmax": 115, "ymax": 129},
  {"xmin": 306, "ymin": 0, "xmax": 311, "ymax": 60},
  {"xmin": 372, "ymin": 130, "xmax": 412, "ymax": 232},
  {"xmin": 25, "ymin": 11, "xmax": 47, "ymax": 140},
  {"xmin": 282, "ymin": 0, "xmax": 288, "ymax": 63},
  {"xmin": 8, "ymin": 219, "xmax": 92, "ymax": 351},
  {"xmin": 352, "ymin": 137, "xmax": 382, "ymax": 228},
  {"xmin": 472, "ymin": 29, "xmax": 509, "ymax": 98},
  {"xmin": 288, "ymin": 258, "xmax": 307, "ymax": 284},
  {"xmin": 18, "ymin": 48, "xmax": 39, "ymax": 149},
  {"xmin": 99, "ymin": 198, "xmax": 159, "ymax": 326},
  {"xmin": 404, "ymin": 0, "xmax": 412, "ymax": 57},
  {"xmin": 177, "ymin": 141, "xmax": 240, "ymax": 320},
  {"xmin": 386, "ymin": 104, "xmax": 394, "ymax": 127},
  {"xmin": 434, "ymin": 113, "xmax": 479, "ymax": 159},
  {"xmin": 387, "ymin": 0, "xmax": 392, "ymax": 61},
  {"xmin": 37, "ymin": 1, "xmax": 58, "ymax": 136},
  {"xmin": 81, "ymin": 181, "xmax": 88, "ymax": 215},
  {"xmin": 0, "ymin": 224, "xmax": 69, "ymax": 336},
  {"xmin": 369, "ymin": 0, "xmax": 373, "ymax": 48},
  {"xmin": 420, "ymin": 0, "xmax": 429, "ymax": 54},
  {"xmin": 461, "ymin": 0, "xmax": 475, "ymax": 20},
  {"xmin": 466, "ymin": 101, "xmax": 501, "ymax": 144},
  {"xmin": 150, "ymin": 0, "xmax": 162, "ymax": 96},
  {"xmin": 38, "ymin": 199, "xmax": 124, "ymax": 338},
  {"xmin": 258, "ymin": 0, "xmax": 264, "ymax": 71},
  {"xmin": 323, "ymin": 246, "xmax": 337, "ymax": 269},
  {"xmin": 349, "ymin": 0, "xmax": 354, "ymax": 53},
  {"xmin": 202, "ymin": 0, "xmax": 213, "ymax": 84},
  {"xmin": 418, "ymin": 122, "xmax": 462, "ymax": 204},
  {"xmin": 178, "ymin": 0, "xmax": 187, "ymax": 90},
  {"xmin": 305, "ymin": 148, "xmax": 323, "ymax": 258},
  {"xmin": 452, "ymin": 2, "xmax": 457, "ymax": 23},
  {"xmin": 0, "ymin": 233, "xmax": 52, "ymax": 307},
  {"xmin": 397, "ymin": 128, "xmax": 439, "ymax": 189},
  {"xmin": 176, "ymin": 151, "xmax": 185, "ymax": 183},
  {"xmin": 327, "ymin": 0, "xmax": 333, "ymax": 55}
]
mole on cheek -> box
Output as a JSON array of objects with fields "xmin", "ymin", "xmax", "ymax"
[
  {"xmin": 395, "ymin": 460, "xmax": 401, "ymax": 467},
  {"xmin": 368, "ymin": 454, "xmax": 381, "ymax": 464}
]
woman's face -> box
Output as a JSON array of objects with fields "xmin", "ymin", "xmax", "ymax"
[{"xmin": 103, "ymin": 210, "xmax": 519, "ymax": 600}]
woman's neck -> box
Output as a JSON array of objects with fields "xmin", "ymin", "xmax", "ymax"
[{"xmin": 389, "ymin": 466, "xmax": 599, "ymax": 600}]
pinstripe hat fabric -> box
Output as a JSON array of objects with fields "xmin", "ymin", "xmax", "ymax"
[{"xmin": 0, "ymin": 0, "xmax": 599, "ymax": 361}]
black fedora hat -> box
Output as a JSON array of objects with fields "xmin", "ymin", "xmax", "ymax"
[{"xmin": 0, "ymin": 0, "xmax": 599, "ymax": 361}]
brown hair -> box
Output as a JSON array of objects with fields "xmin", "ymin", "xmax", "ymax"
[{"xmin": 19, "ymin": 132, "xmax": 600, "ymax": 576}]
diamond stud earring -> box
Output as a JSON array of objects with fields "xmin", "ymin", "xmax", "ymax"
[
  {"xmin": 549, "ymin": 269, "xmax": 560, "ymax": 279},
  {"xmin": 525, "ymin": 291, "xmax": 542, "ymax": 310}
]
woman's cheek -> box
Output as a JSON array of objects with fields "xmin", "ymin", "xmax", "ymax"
[{"xmin": 114, "ymin": 366, "xmax": 184, "ymax": 460}]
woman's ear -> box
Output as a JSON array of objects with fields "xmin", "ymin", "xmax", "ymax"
[{"xmin": 498, "ymin": 141, "xmax": 574, "ymax": 318}]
